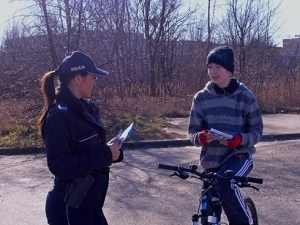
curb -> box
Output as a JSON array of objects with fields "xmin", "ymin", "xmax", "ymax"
[{"xmin": 1, "ymin": 133, "xmax": 300, "ymax": 156}]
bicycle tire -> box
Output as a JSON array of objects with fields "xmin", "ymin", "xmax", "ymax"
[{"xmin": 244, "ymin": 197, "xmax": 258, "ymax": 225}]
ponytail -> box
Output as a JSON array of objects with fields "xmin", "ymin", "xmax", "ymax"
[{"xmin": 37, "ymin": 70, "xmax": 57, "ymax": 131}]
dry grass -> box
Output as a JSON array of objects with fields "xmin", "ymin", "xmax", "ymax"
[
  {"xmin": 0, "ymin": 100, "xmax": 43, "ymax": 148},
  {"xmin": 1, "ymin": 86, "xmax": 300, "ymax": 149},
  {"xmin": 0, "ymin": 96, "xmax": 192, "ymax": 148}
]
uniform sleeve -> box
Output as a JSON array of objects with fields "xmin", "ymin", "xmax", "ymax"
[{"xmin": 43, "ymin": 113, "xmax": 113, "ymax": 179}]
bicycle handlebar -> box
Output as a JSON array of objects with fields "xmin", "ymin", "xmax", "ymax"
[
  {"xmin": 158, "ymin": 163, "xmax": 263, "ymax": 184},
  {"xmin": 157, "ymin": 163, "xmax": 180, "ymax": 171}
]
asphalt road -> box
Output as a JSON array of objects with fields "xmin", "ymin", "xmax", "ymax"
[
  {"xmin": 164, "ymin": 113, "xmax": 300, "ymax": 138},
  {"xmin": 1, "ymin": 139, "xmax": 300, "ymax": 225}
]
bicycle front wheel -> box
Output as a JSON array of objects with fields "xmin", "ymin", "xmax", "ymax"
[{"xmin": 244, "ymin": 197, "xmax": 258, "ymax": 225}]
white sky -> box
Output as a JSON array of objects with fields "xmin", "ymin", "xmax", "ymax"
[{"xmin": 0, "ymin": 0, "xmax": 299, "ymax": 46}]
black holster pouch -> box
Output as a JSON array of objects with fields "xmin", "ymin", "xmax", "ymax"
[{"xmin": 64, "ymin": 174, "xmax": 94, "ymax": 209}]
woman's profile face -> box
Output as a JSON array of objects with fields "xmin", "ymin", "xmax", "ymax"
[{"xmin": 78, "ymin": 74, "xmax": 97, "ymax": 98}]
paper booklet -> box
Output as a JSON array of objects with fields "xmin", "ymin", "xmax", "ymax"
[
  {"xmin": 116, "ymin": 122, "xmax": 134, "ymax": 143},
  {"xmin": 209, "ymin": 128, "xmax": 233, "ymax": 140}
]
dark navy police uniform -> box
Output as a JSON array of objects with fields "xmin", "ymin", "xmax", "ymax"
[{"xmin": 42, "ymin": 87, "xmax": 123, "ymax": 225}]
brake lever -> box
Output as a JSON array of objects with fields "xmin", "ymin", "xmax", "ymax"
[
  {"xmin": 249, "ymin": 185, "xmax": 260, "ymax": 191},
  {"xmin": 170, "ymin": 171, "xmax": 189, "ymax": 179},
  {"xmin": 236, "ymin": 182, "xmax": 260, "ymax": 191}
]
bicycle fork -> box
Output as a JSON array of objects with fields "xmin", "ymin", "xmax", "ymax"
[{"xmin": 192, "ymin": 183, "xmax": 220, "ymax": 225}]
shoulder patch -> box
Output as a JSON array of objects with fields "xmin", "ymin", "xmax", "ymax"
[{"xmin": 57, "ymin": 102, "xmax": 68, "ymax": 112}]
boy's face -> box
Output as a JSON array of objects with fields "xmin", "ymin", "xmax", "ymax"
[{"xmin": 207, "ymin": 63, "xmax": 232, "ymax": 88}]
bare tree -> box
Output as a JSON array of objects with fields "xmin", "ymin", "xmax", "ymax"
[
  {"xmin": 38, "ymin": 0, "xmax": 59, "ymax": 67},
  {"xmin": 139, "ymin": 0, "xmax": 195, "ymax": 96},
  {"xmin": 207, "ymin": 0, "xmax": 217, "ymax": 52},
  {"xmin": 222, "ymin": 0, "xmax": 281, "ymax": 78},
  {"xmin": 2, "ymin": 0, "xmax": 299, "ymax": 118}
]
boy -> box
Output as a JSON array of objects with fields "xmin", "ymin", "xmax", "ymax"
[{"xmin": 188, "ymin": 46, "xmax": 263, "ymax": 225}]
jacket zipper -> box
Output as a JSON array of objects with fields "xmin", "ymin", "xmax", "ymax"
[{"xmin": 79, "ymin": 134, "xmax": 98, "ymax": 142}]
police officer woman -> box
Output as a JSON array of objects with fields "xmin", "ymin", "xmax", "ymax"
[{"xmin": 38, "ymin": 51, "xmax": 123, "ymax": 225}]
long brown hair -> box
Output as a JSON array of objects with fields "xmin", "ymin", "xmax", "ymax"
[
  {"xmin": 37, "ymin": 71, "xmax": 57, "ymax": 131},
  {"xmin": 37, "ymin": 70, "xmax": 88, "ymax": 131}
]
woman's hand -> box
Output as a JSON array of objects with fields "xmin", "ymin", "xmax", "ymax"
[{"xmin": 107, "ymin": 137, "xmax": 122, "ymax": 161}]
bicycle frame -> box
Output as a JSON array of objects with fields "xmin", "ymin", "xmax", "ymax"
[{"xmin": 157, "ymin": 163, "xmax": 263, "ymax": 225}]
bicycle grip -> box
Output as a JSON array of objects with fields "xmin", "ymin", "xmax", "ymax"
[
  {"xmin": 247, "ymin": 177, "xmax": 263, "ymax": 184},
  {"xmin": 157, "ymin": 163, "xmax": 179, "ymax": 171}
]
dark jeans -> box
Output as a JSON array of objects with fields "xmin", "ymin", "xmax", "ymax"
[
  {"xmin": 45, "ymin": 187, "xmax": 108, "ymax": 225},
  {"xmin": 205, "ymin": 153, "xmax": 253, "ymax": 225},
  {"xmin": 67, "ymin": 203, "xmax": 108, "ymax": 225},
  {"xmin": 45, "ymin": 187, "xmax": 68, "ymax": 225}
]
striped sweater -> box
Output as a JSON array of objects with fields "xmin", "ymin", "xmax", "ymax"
[{"xmin": 188, "ymin": 80, "xmax": 263, "ymax": 169}]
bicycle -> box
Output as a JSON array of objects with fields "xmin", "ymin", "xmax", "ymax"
[{"xmin": 157, "ymin": 163, "xmax": 263, "ymax": 225}]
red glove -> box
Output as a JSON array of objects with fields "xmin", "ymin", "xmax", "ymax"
[
  {"xmin": 227, "ymin": 134, "xmax": 242, "ymax": 149},
  {"xmin": 198, "ymin": 130, "xmax": 208, "ymax": 145}
]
